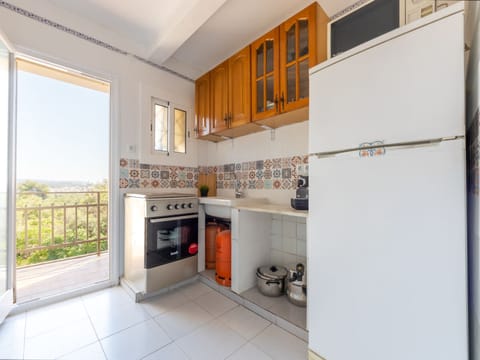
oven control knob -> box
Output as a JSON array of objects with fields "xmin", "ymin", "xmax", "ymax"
[
  {"xmin": 150, "ymin": 205, "xmax": 158, "ymax": 212},
  {"xmin": 166, "ymin": 204, "xmax": 173, "ymax": 210},
  {"xmin": 188, "ymin": 203, "xmax": 194, "ymax": 208},
  {"xmin": 174, "ymin": 204, "xmax": 180, "ymax": 209},
  {"xmin": 181, "ymin": 203, "xmax": 187, "ymax": 209}
]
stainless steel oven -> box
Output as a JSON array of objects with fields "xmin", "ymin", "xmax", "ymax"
[
  {"xmin": 146, "ymin": 213, "xmax": 198, "ymax": 268},
  {"xmin": 124, "ymin": 192, "xmax": 199, "ymax": 298}
]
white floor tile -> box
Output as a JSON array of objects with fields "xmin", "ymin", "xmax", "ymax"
[
  {"xmin": 24, "ymin": 317, "xmax": 97, "ymax": 359},
  {"xmin": 219, "ymin": 306, "xmax": 271, "ymax": 340},
  {"xmin": 140, "ymin": 290, "xmax": 190, "ymax": 317},
  {"xmin": 176, "ymin": 319, "xmax": 246, "ymax": 360},
  {"xmin": 82, "ymin": 286, "xmax": 134, "ymax": 313},
  {"xmin": 154, "ymin": 301, "xmax": 213, "ymax": 340},
  {"xmin": 100, "ymin": 319, "xmax": 171, "ymax": 360},
  {"xmin": 83, "ymin": 286, "xmax": 151, "ymax": 339},
  {"xmin": 194, "ymin": 290, "xmax": 238, "ymax": 317},
  {"xmin": 269, "ymin": 297, "xmax": 306, "ymax": 329},
  {"xmin": 141, "ymin": 343, "xmax": 189, "ymax": 360},
  {"xmin": 227, "ymin": 343, "xmax": 272, "ymax": 360},
  {"xmin": 177, "ymin": 281, "xmax": 213, "ymax": 300},
  {"xmin": 25, "ymin": 298, "xmax": 88, "ymax": 338},
  {"xmin": 59, "ymin": 341, "xmax": 106, "ymax": 360},
  {"xmin": 251, "ymin": 324, "xmax": 307, "ymax": 360},
  {"xmin": 0, "ymin": 313, "xmax": 26, "ymax": 359}
]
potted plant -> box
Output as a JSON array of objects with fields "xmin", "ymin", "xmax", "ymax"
[{"xmin": 199, "ymin": 184, "xmax": 209, "ymax": 197}]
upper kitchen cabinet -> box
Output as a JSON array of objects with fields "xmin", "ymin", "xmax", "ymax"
[
  {"xmin": 251, "ymin": 28, "xmax": 280, "ymax": 122},
  {"xmin": 195, "ymin": 72, "xmax": 211, "ymax": 137},
  {"xmin": 252, "ymin": 2, "xmax": 329, "ymax": 127},
  {"xmin": 210, "ymin": 60, "xmax": 229, "ymax": 133},
  {"xmin": 211, "ymin": 46, "xmax": 252, "ymax": 135}
]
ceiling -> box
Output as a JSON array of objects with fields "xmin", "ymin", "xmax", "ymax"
[{"xmin": 43, "ymin": 0, "xmax": 360, "ymax": 80}]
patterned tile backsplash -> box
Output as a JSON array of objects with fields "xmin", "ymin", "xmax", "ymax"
[
  {"xmin": 119, "ymin": 158, "xmax": 198, "ymax": 189},
  {"xmin": 120, "ymin": 154, "xmax": 308, "ymax": 190}
]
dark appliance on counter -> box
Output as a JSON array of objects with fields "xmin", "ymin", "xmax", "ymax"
[
  {"xmin": 124, "ymin": 192, "xmax": 198, "ymax": 299},
  {"xmin": 291, "ymin": 175, "xmax": 308, "ymax": 210}
]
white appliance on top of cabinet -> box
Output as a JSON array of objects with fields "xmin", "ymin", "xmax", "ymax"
[{"xmin": 307, "ymin": 4, "xmax": 467, "ymax": 360}]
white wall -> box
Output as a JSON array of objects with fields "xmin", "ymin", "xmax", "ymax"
[
  {"xmin": 199, "ymin": 120, "xmax": 309, "ymax": 203},
  {"xmin": 0, "ymin": 1, "xmax": 197, "ymax": 278},
  {"xmin": 465, "ymin": 3, "xmax": 480, "ymax": 359},
  {"xmin": 0, "ymin": 1, "xmax": 197, "ymax": 165}
]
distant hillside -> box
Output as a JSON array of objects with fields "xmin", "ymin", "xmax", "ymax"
[{"xmin": 17, "ymin": 179, "xmax": 104, "ymax": 190}]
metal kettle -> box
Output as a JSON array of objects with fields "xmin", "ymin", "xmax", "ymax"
[{"xmin": 286, "ymin": 263, "xmax": 307, "ymax": 307}]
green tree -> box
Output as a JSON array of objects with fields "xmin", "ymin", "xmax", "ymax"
[{"xmin": 17, "ymin": 180, "xmax": 50, "ymax": 199}]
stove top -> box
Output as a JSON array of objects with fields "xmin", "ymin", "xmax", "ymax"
[{"xmin": 125, "ymin": 192, "xmax": 196, "ymax": 199}]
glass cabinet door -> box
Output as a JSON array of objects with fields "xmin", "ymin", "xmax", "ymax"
[
  {"xmin": 251, "ymin": 28, "xmax": 279, "ymax": 121},
  {"xmin": 280, "ymin": 5, "xmax": 317, "ymax": 113}
]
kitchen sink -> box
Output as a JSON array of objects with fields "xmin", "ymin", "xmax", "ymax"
[{"xmin": 200, "ymin": 197, "xmax": 267, "ymax": 218}]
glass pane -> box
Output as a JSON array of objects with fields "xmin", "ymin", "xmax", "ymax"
[
  {"xmin": 256, "ymin": 79, "xmax": 264, "ymax": 113},
  {"xmin": 287, "ymin": 64, "xmax": 297, "ymax": 104},
  {"xmin": 154, "ymin": 103, "xmax": 168, "ymax": 152},
  {"xmin": 256, "ymin": 44, "xmax": 264, "ymax": 78},
  {"xmin": 299, "ymin": 59, "xmax": 309, "ymax": 99},
  {"xmin": 0, "ymin": 40, "xmax": 8, "ymax": 298},
  {"xmin": 299, "ymin": 19, "xmax": 309, "ymax": 57},
  {"xmin": 266, "ymin": 75, "xmax": 274, "ymax": 110},
  {"xmin": 286, "ymin": 24, "xmax": 296, "ymax": 63},
  {"xmin": 266, "ymin": 40, "xmax": 274, "ymax": 74},
  {"xmin": 174, "ymin": 108, "xmax": 186, "ymax": 153}
]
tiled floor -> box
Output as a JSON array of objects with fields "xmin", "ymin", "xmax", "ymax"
[
  {"xmin": 200, "ymin": 269, "xmax": 306, "ymax": 330},
  {"xmin": 0, "ymin": 281, "xmax": 307, "ymax": 360}
]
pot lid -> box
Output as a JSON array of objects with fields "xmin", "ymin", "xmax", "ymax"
[{"xmin": 257, "ymin": 265, "xmax": 287, "ymax": 279}]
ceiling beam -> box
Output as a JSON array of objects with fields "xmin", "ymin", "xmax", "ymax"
[{"xmin": 147, "ymin": 0, "xmax": 228, "ymax": 65}]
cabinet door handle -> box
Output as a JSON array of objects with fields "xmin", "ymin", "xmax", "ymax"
[
  {"xmin": 274, "ymin": 94, "xmax": 279, "ymax": 113},
  {"xmin": 280, "ymin": 92, "xmax": 285, "ymax": 112},
  {"xmin": 229, "ymin": 112, "xmax": 232, "ymax": 127},
  {"xmin": 224, "ymin": 114, "xmax": 228, "ymax": 125}
]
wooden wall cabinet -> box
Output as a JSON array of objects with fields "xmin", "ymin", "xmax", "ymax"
[
  {"xmin": 210, "ymin": 61, "xmax": 229, "ymax": 133},
  {"xmin": 210, "ymin": 46, "xmax": 252, "ymax": 136},
  {"xmin": 195, "ymin": 3, "xmax": 329, "ymax": 140},
  {"xmin": 195, "ymin": 72, "xmax": 210, "ymax": 137},
  {"xmin": 252, "ymin": 3, "xmax": 329, "ymax": 127}
]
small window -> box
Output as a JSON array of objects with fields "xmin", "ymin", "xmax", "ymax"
[
  {"xmin": 174, "ymin": 108, "xmax": 186, "ymax": 154},
  {"xmin": 151, "ymin": 98, "xmax": 187, "ymax": 155},
  {"xmin": 153, "ymin": 100, "xmax": 168, "ymax": 152}
]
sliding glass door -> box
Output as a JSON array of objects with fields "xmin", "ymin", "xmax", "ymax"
[{"xmin": 0, "ymin": 35, "xmax": 14, "ymax": 322}]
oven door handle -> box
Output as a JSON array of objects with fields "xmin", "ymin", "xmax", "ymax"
[{"xmin": 149, "ymin": 214, "xmax": 198, "ymax": 223}]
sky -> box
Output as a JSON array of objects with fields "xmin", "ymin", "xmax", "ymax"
[{"xmin": 16, "ymin": 69, "xmax": 109, "ymax": 183}]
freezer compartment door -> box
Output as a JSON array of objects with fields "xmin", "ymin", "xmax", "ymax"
[
  {"xmin": 309, "ymin": 11, "xmax": 464, "ymax": 154},
  {"xmin": 307, "ymin": 139, "xmax": 467, "ymax": 360}
]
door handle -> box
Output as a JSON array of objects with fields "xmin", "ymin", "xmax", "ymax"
[{"xmin": 280, "ymin": 92, "xmax": 285, "ymax": 112}]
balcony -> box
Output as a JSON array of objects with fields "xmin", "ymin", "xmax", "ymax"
[{"xmin": 15, "ymin": 190, "xmax": 109, "ymax": 303}]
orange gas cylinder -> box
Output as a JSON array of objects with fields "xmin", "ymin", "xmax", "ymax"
[
  {"xmin": 205, "ymin": 222, "xmax": 218, "ymax": 269},
  {"xmin": 215, "ymin": 229, "xmax": 231, "ymax": 286}
]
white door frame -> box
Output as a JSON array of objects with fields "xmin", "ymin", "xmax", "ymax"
[{"xmin": 8, "ymin": 48, "xmax": 120, "ymax": 312}]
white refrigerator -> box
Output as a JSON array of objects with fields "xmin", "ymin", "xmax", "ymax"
[{"xmin": 307, "ymin": 5, "xmax": 468, "ymax": 360}]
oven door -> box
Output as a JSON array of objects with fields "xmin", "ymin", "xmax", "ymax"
[{"xmin": 145, "ymin": 214, "xmax": 198, "ymax": 269}]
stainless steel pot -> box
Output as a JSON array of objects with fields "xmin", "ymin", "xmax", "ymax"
[
  {"xmin": 256, "ymin": 265, "xmax": 287, "ymax": 297},
  {"xmin": 286, "ymin": 281, "xmax": 307, "ymax": 307},
  {"xmin": 286, "ymin": 263, "xmax": 307, "ymax": 307}
]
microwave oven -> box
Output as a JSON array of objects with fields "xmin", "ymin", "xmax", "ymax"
[{"xmin": 328, "ymin": 0, "xmax": 405, "ymax": 58}]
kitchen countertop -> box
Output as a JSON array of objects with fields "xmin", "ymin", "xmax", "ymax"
[{"xmin": 199, "ymin": 196, "xmax": 308, "ymax": 218}]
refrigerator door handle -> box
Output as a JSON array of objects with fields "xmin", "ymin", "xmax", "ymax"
[{"xmin": 309, "ymin": 135, "xmax": 464, "ymax": 159}]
